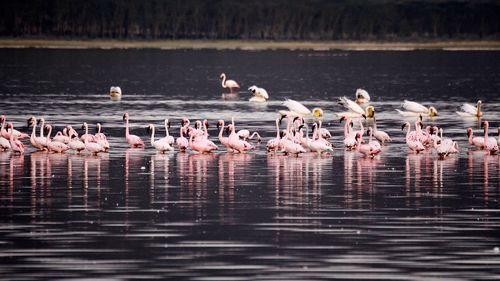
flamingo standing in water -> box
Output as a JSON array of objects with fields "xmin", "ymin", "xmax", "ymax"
[
  {"xmin": 176, "ymin": 119, "xmax": 189, "ymax": 151},
  {"xmin": 217, "ymin": 120, "xmax": 233, "ymax": 152},
  {"xmin": 340, "ymin": 116, "xmax": 357, "ymax": 150},
  {"xmin": 7, "ymin": 123, "xmax": 24, "ymax": 154},
  {"xmin": 266, "ymin": 117, "xmax": 282, "ymax": 152},
  {"xmin": 146, "ymin": 124, "xmax": 173, "ymax": 153},
  {"xmin": 227, "ymin": 119, "xmax": 253, "ymax": 153},
  {"xmin": 434, "ymin": 128, "xmax": 456, "ymax": 159},
  {"xmin": 402, "ymin": 122, "xmax": 425, "ymax": 153},
  {"xmin": 123, "ymin": 113, "xmax": 144, "ymax": 148},
  {"xmin": 162, "ymin": 119, "xmax": 175, "ymax": 146},
  {"xmin": 481, "ymin": 121, "xmax": 498, "ymax": 154},
  {"xmin": 27, "ymin": 116, "xmax": 46, "ymax": 151},
  {"xmin": 80, "ymin": 122, "xmax": 96, "ymax": 143},
  {"xmin": 188, "ymin": 128, "xmax": 217, "ymax": 153},
  {"xmin": 1, "ymin": 115, "xmax": 29, "ymax": 140},
  {"xmin": 466, "ymin": 128, "xmax": 485, "ymax": 149},
  {"xmin": 94, "ymin": 123, "xmax": 110, "ymax": 151},
  {"xmin": 372, "ymin": 116, "xmax": 391, "ymax": 144},
  {"xmin": 0, "ymin": 134, "xmax": 10, "ymax": 150},
  {"xmin": 355, "ymin": 128, "xmax": 381, "ymax": 158},
  {"xmin": 67, "ymin": 129, "xmax": 85, "ymax": 154},
  {"xmin": 44, "ymin": 124, "xmax": 69, "ymax": 153},
  {"xmin": 308, "ymin": 123, "xmax": 334, "ymax": 155},
  {"xmin": 220, "ymin": 73, "xmax": 240, "ymax": 93}
]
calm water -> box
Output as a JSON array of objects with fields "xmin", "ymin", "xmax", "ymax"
[{"xmin": 0, "ymin": 49, "xmax": 500, "ymax": 280}]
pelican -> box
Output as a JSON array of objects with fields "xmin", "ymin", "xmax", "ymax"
[
  {"xmin": 456, "ymin": 100, "xmax": 483, "ymax": 117},
  {"xmin": 220, "ymin": 73, "xmax": 240, "ymax": 93},
  {"xmin": 336, "ymin": 96, "xmax": 374, "ymax": 119},
  {"xmin": 279, "ymin": 99, "xmax": 323, "ymax": 119},
  {"xmin": 396, "ymin": 100, "xmax": 438, "ymax": 117},
  {"xmin": 355, "ymin": 88, "xmax": 371, "ymax": 105},
  {"xmin": 248, "ymin": 85, "xmax": 269, "ymax": 102},
  {"xmin": 110, "ymin": 86, "xmax": 122, "ymax": 100}
]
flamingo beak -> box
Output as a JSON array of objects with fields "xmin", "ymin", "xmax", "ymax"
[
  {"xmin": 181, "ymin": 119, "xmax": 185, "ymax": 127},
  {"xmin": 401, "ymin": 124, "xmax": 406, "ymax": 131},
  {"xmin": 225, "ymin": 126, "xmax": 230, "ymax": 135},
  {"xmin": 480, "ymin": 121, "xmax": 485, "ymax": 128},
  {"xmin": 217, "ymin": 121, "xmax": 221, "ymax": 131},
  {"xmin": 466, "ymin": 130, "xmax": 471, "ymax": 138},
  {"xmin": 362, "ymin": 114, "xmax": 367, "ymax": 119},
  {"xmin": 298, "ymin": 125, "xmax": 304, "ymax": 131},
  {"xmin": 122, "ymin": 114, "xmax": 126, "ymax": 121},
  {"xmin": 293, "ymin": 116, "xmax": 299, "ymax": 123},
  {"xmin": 279, "ymin": 114, "xmax": 286, "ymax": 125},
  {"xmin": 168, "ymin": 121, "xmax": 171, "ymax": 129},
  {"xmin": 339, "ymin": 116, "xmax": 345, "ymax": 123},
  {"xmin": 26, "ymin": 118, "xmax": 32, "ymax": 127}
]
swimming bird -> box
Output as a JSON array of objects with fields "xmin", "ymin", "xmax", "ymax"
[
  {"xmin": 396, "ymin": 100, "xmax": 438, "ymax": 117},
  {"xmin": 220, "ymin": 73, "xmax": 240, "ymax": 93},
  {"xmin": 402, "ymin": 122, "xmax": 425, "ymax": 153},
  {"xmin": 466, "ymin": 127, "xmax": 484, "ymax": 149},
  {"xmin": 481, "ymin": 121, "xmax": 498, "ymax": 154},
  {"xmin": 110, "ymin": 86, "xmax": 122, "ymax": 100},
  {"xmin": 248, "ymin": 85, "xmax": 269, "ymax": 102},
  {"xmin": 355, "ymin": 88, "xmax": 371, "ymax": 105},
  {"xmin": 279, "ymin": 99, "xmax": 323, "ymax": 119},
  {"xmin": 146, "ymin": 124, "xmax": 173, "ymax": 153},
  {"xmin": 123, "ymin": 112, "xmax": 145, "ymax": 148},
  {"xmin": 337, "ymin": 96, "xmax": 374, "ymax": 119},
  {"xmin": 456, "ymin": 100, "xmax": 483, "ymax": 118}
]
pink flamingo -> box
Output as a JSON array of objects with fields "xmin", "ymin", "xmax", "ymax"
[
  {"xmin": 482, "ymin": 121, "xmax": 498, "ymax": 154},
  {"xmin": 53, "ymin": 128, "xmax": 70, "ymax": 144},
  {"xmin": 366, "ymin": 127, "xmax": 382, "ymax": 154},
  {"xmin": 80, "ymin": 122, "xmax": 96, "ymax": 143},
  {"xmin": 94, "ymin": 123, "xmax": 110, "ymax": 151},
  {"xmin": 147, "ymin": 124, "xmax": 173, "ymax": 153},
  {"xmin": 176, "ymin": 120, "xmax": 189, "ymax": 151},
  {"xmin": 1, "ymin": 115, "xmax": 29, "ymax": 139},
  {"xmin": 280, "ymin": 130, "xmax": 306, "ymax": 156},
  {"xmin": 68, "ymin": 130, "xmax": 85, "ymax": 154},
  {"xmin": 83, "ymin": 136, "xmax": 105, "ymax": 155},
  {"xmin": 217, "ymin": 120, "xmax": 233, "ymax": 152},
  {"xmin": 162, "ymin": 119, "xmax": 175, "ymax": 146},
  {"xmin": 433, "ymin": 128, "xmax": 456, "ymax": 159},
  {"xmin": 7, "ymin": 123, "xmax": 24, "ymax": 154},
  {"xmin": 266, "ymin": 117, "xmax": 282, "ymax": 152},
  {"xmin": 188, "ymin": 128, "xmax": 217, "ymax": 153},
  {"xmin": 227, "ymin": 117, "xmax": 253, "ymax": 153},
  {"xmin": 402, "ymin": 122, "xmax": 425, "ymax": 153},
  {"xmin": 466, "ymin": 127, "xmax": 485, "ymax": 149},
  {"xmin": 308, "ymin": 123, "xmax": 334, "ymax": 155},
  {"xmin": 220, "ymin": 73, "xmax": 240, "ymax": 93},
  {"xmin": 355, "ymin": 130, "xmax": 380, "ymax": 158},
  {"xmin": 44, "ymin": 124, "xmax": 69, "ymax": 153},
  {"xmin": 0, "ymin": 134, "xmax": 10, "ymax": 150},
  {"xmin": 123, "ymin": 113, "xmax": 144, "ymax": 148},
  {"xmin": 340, "ymin": 116, "xmax": 357, "ymax": 150},
  {"xmin": 27, "ymin": 116, "xmax": 46, "ymax": 151}
]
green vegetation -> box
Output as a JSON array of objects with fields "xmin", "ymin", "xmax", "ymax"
[{"xmin": 1, "ymin": 0, "xmax": 499, "ymax": 40}]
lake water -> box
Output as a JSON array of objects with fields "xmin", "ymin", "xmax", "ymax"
[{"xmin": 0, "ymin": 48, "xmax": 499, "ymax": 280}]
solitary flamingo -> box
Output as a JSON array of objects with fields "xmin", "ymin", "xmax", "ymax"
[
  {"xmin": 481, "ymin": 121, "xmax": 498, "ymax": 154},
  {"xmin": 123, "ymin": 113, "xmax": 144, "ymax": 148},
  {"xmin": 146, "ymin": 123, "xmax": 173, "ymax": 153},
  {"xmin": 220, "ymin": 73, "xmax": 240, "ymax": 93}
]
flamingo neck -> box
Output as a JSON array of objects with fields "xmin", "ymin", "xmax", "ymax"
[
  {"xmin": 359, "ymin": 119, "xmax": 364, "ymax": 136},
  {"xmin": 477, "ymin": 102, "xmax": 481, "ymax": 117},
  {"xmin": 46, "ymin": 126, "xmax": 52, "ymax": 141},
  {"xmin": 165, "ymin": 120, "xmax": 170, "ymax": 137},
  {"xmin": 150, "ymin": 126, "xmax": 155, "ymax": 146},
  {"xmin": 221, "ymin": 75, "xmax": 226, "ymax": 88},
  {"xmin": 218, "ymin": 121, "xmax": 224, "ymax": 139},
  {"xmin": 179, "ymin": 127, "xmax": 184, "ymax": 138},
  {"xmin": 275, "ymin": 118, "xmax": 280, "ymax": 139},
  {"xmin": 125, "ymin": 119, "xmax": 129, "ymax": 137},
  {"xmin": 31, "ymin": 122, "xmax": 37, "ymax": 139},
  {"xmin": 405, "ymin": 123, "xmax": 411, "ymax": 140},
  {"xmin": 84, "ymin": 124, "xmax": 89, "ymax": 135},
  {"xmin": 40, "ymin": 119, "xmax": 45, "ymax": 138},
  {"xmin": 484, "ymin": 122, "xmax": 488, "ymax": 139},
  {"xmin": 467, "ymin": 130, "xmax": 473, "ymax": 144}
]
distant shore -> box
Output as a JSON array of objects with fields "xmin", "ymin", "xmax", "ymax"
[{"xmin": 1, "ymin": 39, "xmax": 500, "ymax": 51}]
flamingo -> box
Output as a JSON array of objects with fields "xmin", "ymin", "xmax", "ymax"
[
  {"xmin": 176, "ymin": 120, "xmax": 189, "ymax": 151},
  {"xmin": 396, "ymin": 100, "xmax": 438, "ymax": 117},
  {"xmin": 83, "ymin": 136, "xmax": 105, "ymax": 155},
  {"xmin": 220, "ymin": 73, "xmax": 240, "ymax": 93},
  {"xmin": 248, "ymin": 85, "xmax": 269, "ymax": 102},
  {"xmin": 466, "ymin": 127, "xmax": 485, "ymax": 149},
  {"xmin": 337, "ymin": 96, "xmax": 374, "ymax": 119},
  {"xmin": 147, "ymin": 124, "xmax": 173, "ymax": 153},
  {"xmin": 217, "ymin": 120, "xmax": 233, "ymax": 152},
  {"xmin": 188, "ymin": 128, "xmax": 217, "ymax": 153},
  {"xmin": 95, "ymin": 123, "xmax": 110, "ymax": 151},
  {"xmin": 1, "ymin": 115, "xmax": 29, "ymax": 139},
  {"xmin": 7, "ymin": 123, "xmax": 24, "ymax": 154},
  {"xmin": 372, "ymin": 116, "xmax": 391, "ymax": 144},
  {"xmin": 355, "ymin": 88, "xmax": 371, "ymax": 105},
  {"xmin": 434, "ymin": 128, "xmax": 456, "ymax": 159},
  {"xmin": 266, "ymin": 117, "xmax": 282, "ymax": 152},
  {"xmin": 366, "ymin": 127, "xmax": 382, "ymax": 154},
  {"xmin": 402, "ymin": 122, "xmax": 425, "ymax": 153},
  {"xmin": 68, "ymin": 132, "xmax": 85, "ymax": 154},
  {"xmin": 162, "ymin": 119, "xmax": 175, "ymax": 146},
  {"xmin": 27, "ymin": 116, "xmax": 46, "ymax": 151},
  {"xmin": 279, "ymin": 99, "xmax": 323, "ymax": 119},
  {"xmin": 481, "ymin": 121, "xmax": 498, "ymax": 154},
  {"xmin": 123, "ymin": 112, "xmax": 144, "ymax": 148},
  {"xmin": 237, "ymin": 129, "xmax": 262, "ymax": 142},
  {"xmin": 456, "ymin": 100, "xmax": 483, "ymax": 117},
  {"xmin": 227, "ymin": 119, "xmax": 253, "ymax": 153},
  {"xmin": 280, "ymin": 130, "xmax": 306, "ymax": 156},
  {"xmin": 44, "ymin": 124, "xmax": 69, "ymax": 153},
  {"xmin": 0, "ymin": 135, "xmax": 10, "ymax": 150},
  {"xmin": 52, "ymin": 128, "xmax": 70, "ymax": 144},
  {"xmin": 308, "ymin": 124, "xmax": 334, "ymax": 155},
  {"xmin": 80, "ymin": 122, "xmax": 96, "ymax": 143},
  {"xmin": 340, "ymin": 116, "xmax": 357, "ymax": 150},
  {"xmin": 355, "ymin": 129, "xmax": 381, "ymax": 158}
]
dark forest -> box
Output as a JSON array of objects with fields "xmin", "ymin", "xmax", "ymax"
[{"xmin": 1, "ymin": 0, "xmax": 499, "ymax": 40}]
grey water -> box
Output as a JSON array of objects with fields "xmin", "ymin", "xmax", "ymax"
[{"xmin": 0, "ymin": 48, "xmax": 500, "ymax": 280}]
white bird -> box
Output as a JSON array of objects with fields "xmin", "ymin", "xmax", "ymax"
[
  {"xmin": 147, "ymin": 124, "xmax": 173, "ymax": 153},
  {"xmin": 396, "ymin": 100, "xmax": 438, "ymax": 117},
  {"xmin": 220, "ymin": 73, "xmax": 240, "ymax": 93},
  {"xmin": 110, "ymin": 86, "xmax": 122, "ymax": 100},
  {"xmin": 337, "ymin": 96, "xmax": 374, "ymax": 119},
  {"xmin": 248, "ymin": 85, "xmax": 269, "ymax": 102},
  {"xmin": 456, "ymin": 100, "xmax": 483, "ymax": 117},
  {"xmin": 355, "ymin": 88, "xmax": 371, "ymax": 105},
  {"xmin": 279, "ymin": 99, "xmax": 323, "ymax": 118}
]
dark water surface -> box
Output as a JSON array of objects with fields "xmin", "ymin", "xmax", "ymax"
[{"xmin": 0, "ymin": 49, "xmax": 500, "ymax": 280}]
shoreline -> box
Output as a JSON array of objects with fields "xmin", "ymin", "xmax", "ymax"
[{"xmin": 1, "ymin": 39, "xmax": 500, "ymax": 51}]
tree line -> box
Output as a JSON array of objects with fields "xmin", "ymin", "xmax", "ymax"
[{"xmin": 1, "ymin": 0, "xmax": 499, "ymax": 40}]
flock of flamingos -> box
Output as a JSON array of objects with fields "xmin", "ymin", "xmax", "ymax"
[{"xmin": 1, "ymin": 73, "xmax": 499, "ymax": 158}]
